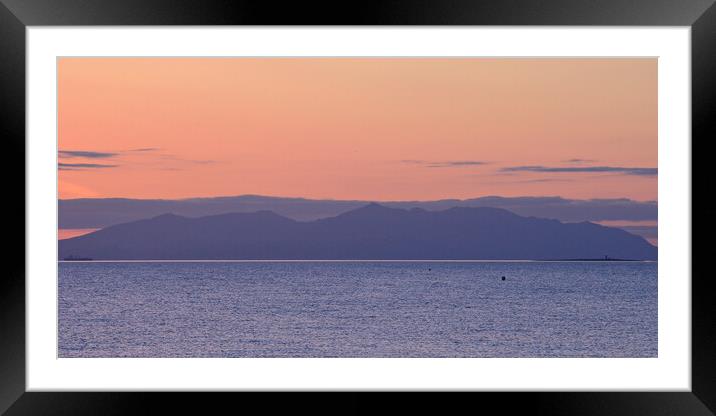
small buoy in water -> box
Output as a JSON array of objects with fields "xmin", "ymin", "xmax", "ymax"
[
  {"xmin": 501, "ymin": 276, "xmax": 506, "ymax": 281},
  {"xmin": 428, "ymin": 268, "xmax": 432, "ymax": 271}
]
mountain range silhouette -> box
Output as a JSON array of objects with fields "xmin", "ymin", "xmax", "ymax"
[
  {"xmin": 58, "ymin": 203, "xmax": 657, "ymax": 260},
  {"xmin": 59, "ymin": 194, "xmax": 658, "ymax": 228}
]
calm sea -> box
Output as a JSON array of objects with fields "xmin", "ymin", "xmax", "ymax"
[{"xmin": 58, "ymin": 261, "xmax": 657, "ymax": 357}]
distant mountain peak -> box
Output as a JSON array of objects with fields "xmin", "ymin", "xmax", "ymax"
[{"xmin": 339, "ymin": 202, "xmax": 396, "ymax": 215}]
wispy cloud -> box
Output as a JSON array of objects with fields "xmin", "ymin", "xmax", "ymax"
[
  {"xmin": 501, "ymin": 165, "xmax": 657, "ymax": 176},
  {"xmin": 401, "ymin": 160, "xmax": 488, "ymax": 168},
  {"xmin": 59, "ymin": 162, "xmax": 118, "ymax": 171},
  {"xmin": 513, "ymin": 178, "xmax": 574, "ymax": 183},
  {"xmin": 59, "ymin": 148, "xmax": 160, "ymax": 160},
  {"xmin": 58, "ymin": 147, "xmax": 215, "ymax": 172},
  {"xmin": 564, "ymin": 158, "xmax": 596, "ymax": 164},
  {"xmin": 59, "ymin": 150, "xmax": 118, "ymax": 159},
  {"xmin": 477, "ymin": 177, "xmax": 574, "ymax": 185},
  {"xmin": 127, "ymin": 147, "xmax": 161, "ymax": 152}
]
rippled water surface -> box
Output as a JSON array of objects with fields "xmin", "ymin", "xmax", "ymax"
[{"xmin": 59, "ymin": 261, "xmax": 657, "ymax": 357}]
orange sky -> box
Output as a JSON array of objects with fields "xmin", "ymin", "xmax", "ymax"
[{"xmin": 58, "ymin": 58, "xmax": 657, "ymax": 202}]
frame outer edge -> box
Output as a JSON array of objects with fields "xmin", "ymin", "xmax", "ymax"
[
  {"xmin": 0, "ymin": 0, "xmax": 715, "ymax": 25},
  {"xmin": 0, "ymin": 0, "xmax": 710, "ymax": 414},
  {"xmin": 0, "ymin": 0, "xmax": 26, "ymax": 415},
  {"xmin": 691, "ymin": 1, "xmax": 716, "ymax": 415}
]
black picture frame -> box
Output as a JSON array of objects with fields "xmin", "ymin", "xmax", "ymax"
[{"xmin": 0, "ymin": 0, "xmax": 710, "ymax": 414}]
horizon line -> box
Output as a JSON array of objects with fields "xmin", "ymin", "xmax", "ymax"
[{"xmin": 58, "ymin": 193, "xmax": 659, "ymax": 204}]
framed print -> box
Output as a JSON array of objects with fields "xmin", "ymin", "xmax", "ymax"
[{"xmin": 1, "ymin": 0, "xmax": 711, "ymax": 414}]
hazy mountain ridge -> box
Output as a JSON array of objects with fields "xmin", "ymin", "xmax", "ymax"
[
  {"xmin": 59, "ymin": 204, "xmax": 657, "ymax": 260},
  {"xmin": 59, "ymin": 194, "xmax": 658, "ymax": 243},
  {"xmin": 59, "ymin": 194, "xmax": 658, "ymax": 227}
]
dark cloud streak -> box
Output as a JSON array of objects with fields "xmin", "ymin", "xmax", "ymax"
[
  {"xmin": 401, "ymin": 160, "xmax": 488, "ymax": 168},
  {"xmin": 59, "ymin": 162, "xmax": 118, "ymax": 171},
  {"xmin": 501, "ymin": 165, "xmax": 657, "ymax": 176},
  {"xmin": 59, "ymin": 150, "xmax": 118, "ymax": 159},
  {"xmin": 128, "ymin": 148, "xmax": 161, "ymax": 152},
  {"xmin": 57, "ymin": 147, "xmax": 216, "ymax": 171},
  {"xmin": 564, "ymin": 158, "xmax": 597, "ymax": 164}
]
